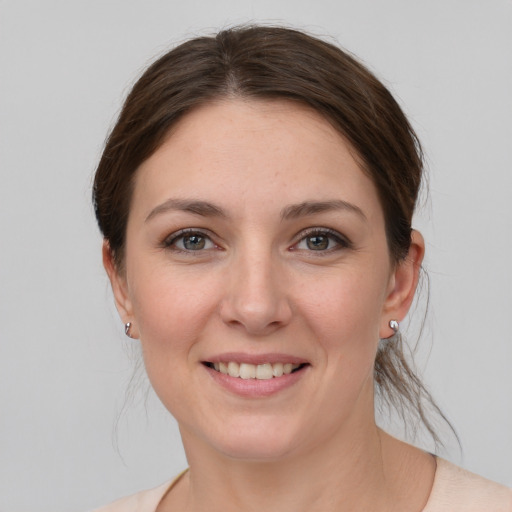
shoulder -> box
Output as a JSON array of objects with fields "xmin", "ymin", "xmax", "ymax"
[
  {"xmin": 424, "ymin": 458, "xmax": 512, "ymax": 512},
  {"xmin": 89, "ymin": 480, "xmax": 174, "ymax": 512}
]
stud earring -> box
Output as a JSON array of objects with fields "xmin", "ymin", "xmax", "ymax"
[
  {"xmin": 389, "ymin": 319, "xmax": 399, "ymax": 334},
  {"xmin": 381, "ymin": 319, "xmax": 399, "ymax": 343},
  {"xmin": 124, "ymin": 322, "xmax": 133, "ymax": 338}
]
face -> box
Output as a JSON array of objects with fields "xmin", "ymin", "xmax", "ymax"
[{"xmin": 107, "ymin": 99, "xmax": 420, "ymax": 461}]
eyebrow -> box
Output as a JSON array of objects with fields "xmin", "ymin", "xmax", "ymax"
[
  {"xmin": 145, "ymin": 198, "xmax": 366, "ymax": 223},
  {"xmin": 280, "ymin": 200, "xmax": 367, "ymax": 221},
  {"xmin": 145, "ymin": 199, "xmax": 227, "ymax": 222}
]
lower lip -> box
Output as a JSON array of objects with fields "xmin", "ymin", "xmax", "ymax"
[{"xmin": 204, "ymin": 364, "xmax": 308, "ymax": 398}]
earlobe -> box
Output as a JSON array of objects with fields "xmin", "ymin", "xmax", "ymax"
[
  {"xmin": 379, "ymin": 230, "xmax": 425, "ymax": 338},
  {"xmin": 102, "ymin": 240, "xmax": 137, "ymax": 336}
]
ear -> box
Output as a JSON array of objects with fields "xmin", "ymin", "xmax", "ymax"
[
  {"xmin": 379, "ymin": 230, "xmax": 425, "ymax": 338},
  {"xmin": 102, "ymin": 240, "xmax": 138, "ymax": 338}
]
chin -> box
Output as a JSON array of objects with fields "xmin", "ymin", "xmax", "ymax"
[
  {"xmin": 216, "ymin": 436, "xmax": 298, "ymax": 462},
  {"xmin": 185, "ymin": 415, "xmax": 307, "ymax": 462}
]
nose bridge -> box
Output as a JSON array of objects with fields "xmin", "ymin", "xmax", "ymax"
[{"xmin": 221, "ymin": 237, "xmax": 291, "ymax": 334}]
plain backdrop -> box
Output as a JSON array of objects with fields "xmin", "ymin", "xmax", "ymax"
[{"xmin": 1, "ymin": 1, "xmax": 511, "ymax": 510}]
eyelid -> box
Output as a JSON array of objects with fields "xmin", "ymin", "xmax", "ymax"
[
  {"xmin": 162, "ymin": 228, "xmax": 219, "ymax": 250},
  {"xmin": 292, "ymin": 227, "xmax": 353, "ymax": 251},
  {"xmin": 161, "ymin": 226, "xmax": 351, "ymax": 252}
]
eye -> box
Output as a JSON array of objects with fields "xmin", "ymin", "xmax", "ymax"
[
  {"xmin": 294, "ymin": 228, "xmax": 350, "ymax": 252},
  {"xmin": 164, "ymin": 229, "xmax": 216, "ymax": 252}
]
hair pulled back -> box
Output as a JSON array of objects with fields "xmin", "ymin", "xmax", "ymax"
[{"xmin": 93, "ymin": 25, "xmax": 449, "ymax": 445}]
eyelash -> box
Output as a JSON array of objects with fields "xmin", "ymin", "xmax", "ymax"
[
  {"xmin": 292, "ymin": 228, "xmax": 352, "ymax": 253},
  {"xmin": 162, "ymin": 227, "xmax": 352, "ymax": 254},
  {"xmin": 162, "ymin": 228, "xmax": 218, "ymax": 253}
]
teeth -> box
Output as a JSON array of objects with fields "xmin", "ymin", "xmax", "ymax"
[
  {"xmin": 272, "ymin": 363, "xmax": 284, "ymax": 377},
  {"xmin": 256, "ymin": 363, "xmax": 273, "ymax": 380},
  {"xmin": 210, "ymin": 361, "xmax": 302, "ymax": 379},
  {"xmin": 227, "ymin": 361, "xmax": 240, "ymax": 378},
  {"xmin": 239, "ymin": 363, "xmax": 256, "ymax": 379}
]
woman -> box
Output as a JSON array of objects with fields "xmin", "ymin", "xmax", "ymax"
[{"xmin": 92, "ymin": 26, "xmax": 511, "ymax": 511}]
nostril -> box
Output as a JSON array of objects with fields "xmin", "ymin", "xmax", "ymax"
[{"xmin": 219, "ymin": 299, "xmax": 293, "ymax": 335}]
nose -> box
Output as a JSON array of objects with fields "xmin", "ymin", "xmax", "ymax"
[{"xmin": 219, "ymin": 248, "xmax": 293, "ymax": 336}]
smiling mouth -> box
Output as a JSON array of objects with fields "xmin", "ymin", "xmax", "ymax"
[{"xmin": 203, "ymin": 361, "xmax": 308, "ymax": 380}]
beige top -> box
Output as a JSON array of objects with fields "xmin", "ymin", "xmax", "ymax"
[{"xmin": 92, "ymin": 459, "xmax": 512, "ymax": 511}]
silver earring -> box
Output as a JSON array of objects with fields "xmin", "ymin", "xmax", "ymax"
[
  {"xmin": 389, "ymin": 319, "xmax": 399, "ymax": 334},
  {"xmin": 124, "ymin": 322, "xmax": 133, "ymax": 338}
]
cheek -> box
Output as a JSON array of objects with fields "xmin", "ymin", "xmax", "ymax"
[
  {"xmin": 127, "ymin": 267, "xmax": 224, "ymax": 413},
  {"xmin": 302, "ymin": 269, "xmax": 387, "ymax": 343},
  {"xmin": 299, "ymin": 268, "xmax": 389, "ymax": 384},
  {"xmin": 128, "ymin": 264, "xmax": 222, "ymax": 355}
]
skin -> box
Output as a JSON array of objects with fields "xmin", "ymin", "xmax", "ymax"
[{"xmin": 104, "ymin": 99, "xmax": 434, "ymax": 511}]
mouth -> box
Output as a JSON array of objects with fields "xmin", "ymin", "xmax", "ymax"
[{"xmin": 203, "ymin": 361, "xmax": 309, "ymax": 380}]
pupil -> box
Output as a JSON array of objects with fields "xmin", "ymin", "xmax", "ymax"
[
  {"xmin": 307, "ymin": 235, "xmax": 328, "ymax": 250},
  {"xmin": 184, "ymin": 235, "xmax": 205, "ymax": 250}
]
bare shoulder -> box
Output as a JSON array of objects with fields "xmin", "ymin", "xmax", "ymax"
[{"xmin": 423, "ymin": 458, "xmax": 512, "ymax": 512}]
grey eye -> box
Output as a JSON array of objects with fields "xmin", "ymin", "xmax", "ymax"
[
  {"xmin": 166, "ymin": 231, "xmax": 215, "ymax": 251},
  {"xmin": 181, "ymin": 234, "xmax": 207, "ymax": 250},
  {"xmin": 294, "ymin": 229, "xmax": 349, "ymax": 252},
  {"xmin": 306, "ymin": 235, "xmax": 329, "ymax": 250}
]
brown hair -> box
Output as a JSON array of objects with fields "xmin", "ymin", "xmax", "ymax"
[{"xmin": 93, "ymin": 25, "xmax": 452, "ymax": 445}]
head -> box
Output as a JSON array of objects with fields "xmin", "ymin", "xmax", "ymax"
[
  {"xmin": 93, "ymin": 26, "xmax": 441, "ymax": 453},
  {"xmin": 95, "ymin": 26, "xmax": 421, "ymax": 269}
]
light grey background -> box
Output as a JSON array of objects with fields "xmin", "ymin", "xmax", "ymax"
[{"xmin": 1, "ymin": 1, "xmax": 511, "ymax": 510}]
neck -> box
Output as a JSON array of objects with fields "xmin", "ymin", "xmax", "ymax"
[
  {"xmin": 163, "ymin": 380, "xmax": 436, "ymax": 512},
  {"xmin": 173, "ymin": 423, "xmax": 419, "ymax": 512}
]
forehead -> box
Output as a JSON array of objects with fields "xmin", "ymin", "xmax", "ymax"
[{"xmin": 132, "ymin": 99, "xmax": 383, "ymax": 224}]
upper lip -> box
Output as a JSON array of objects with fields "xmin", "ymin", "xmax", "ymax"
[{"xmin": 203, "ymin": 352, "xmax": 309, "ymax": 365}]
